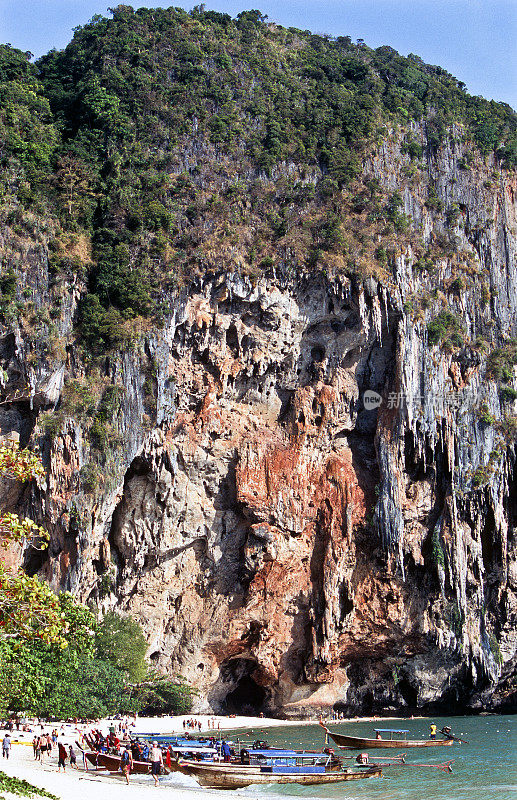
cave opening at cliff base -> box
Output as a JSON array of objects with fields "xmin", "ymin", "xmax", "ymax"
[{"xmin": 221, "ymin": 658, "xmax": 267, "ymax": 715}]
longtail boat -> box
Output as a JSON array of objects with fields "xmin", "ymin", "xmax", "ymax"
[
  {"xmin": 170, "ymin": 759, "xmax": 382, "ymax": 788},
  {"xmin": 84, "ymin": 750, "xmax": 169, "ymax": 775},
  {"xmin": 319, "ymin": 721, "xmax": 455, "ymax": 749}
]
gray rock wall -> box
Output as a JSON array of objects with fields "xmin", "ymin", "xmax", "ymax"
[{"xmin": 0, "ymin": 129, "xmax": 516, "ymax": 716}]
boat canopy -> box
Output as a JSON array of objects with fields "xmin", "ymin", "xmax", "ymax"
[
  {"xmin": 374, "ymin": 729, "xmax": 409, "ymax": 734},
  {"xmin": 249, "ymin": 750, "xmax": 329, "ymax": 764},
  {"xmin": 250, "ymin": 749, "xmax": 301, "ymax": 758},
  {"xmin": 139, "ymin": 736, "xmax": 220, "ymax": 747}
]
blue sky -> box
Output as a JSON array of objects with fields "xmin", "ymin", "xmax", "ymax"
[{"xmin": 1, "ymin": 1, "xmax": 516, "ymax": 109}]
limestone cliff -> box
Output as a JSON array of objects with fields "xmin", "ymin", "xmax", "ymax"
[{"xmin": 1, "ymin": 119, "xmax": 516, "ymax": 717}]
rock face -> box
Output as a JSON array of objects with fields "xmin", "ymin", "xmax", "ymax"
[{"xmin": 1, "ymin": 130, "xmax": 516, "ymax": 717}]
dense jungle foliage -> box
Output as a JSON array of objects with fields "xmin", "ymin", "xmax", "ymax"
[
  {"xmin": 0, "ymin": 602, "xmax": 194, "ymax": 718},
  {"xmin": 0, "ymin": 4, "xmax": 516, "ymax": 349}
]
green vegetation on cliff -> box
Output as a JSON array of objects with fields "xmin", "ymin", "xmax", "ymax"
[
  {"xmin": 0, "ymin": 601, "xmax": 193, "ymax": 718},
  {"xmin": 0, "ymin": 5, "xmax": 516, "ymax": 348}
]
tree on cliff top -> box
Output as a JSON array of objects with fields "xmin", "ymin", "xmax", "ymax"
[{"xmin": 26, "ymin": 5, "xmax": 515, "ymax": 348}]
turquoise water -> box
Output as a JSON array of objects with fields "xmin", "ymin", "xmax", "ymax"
[{"xmin": 213, "ymin": 716, "xmax": 516, "ymax": 800}]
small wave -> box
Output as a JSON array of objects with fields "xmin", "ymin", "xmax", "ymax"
[{"xmin": 161, "ymin": 773, "xmax": 202, "ymax": 788}]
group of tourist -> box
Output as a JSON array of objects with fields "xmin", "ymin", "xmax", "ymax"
[
  {"xmin": 183, "ymin": 717, "xmax": 206, "ymax": 730},
  {"xmin": 2, "ymin": 719, "xmax": 32, "ymax": 733},
  {"xmin": 1, "ymin": 716, "xmax": 238, "ymax": 786},
  {"xmin": 31, "ymin": 732, "xmax": 78, "ymax": 770},
  {"xmin": 90, "ymin": 737, "xmax": 164, "ymax": 786}
]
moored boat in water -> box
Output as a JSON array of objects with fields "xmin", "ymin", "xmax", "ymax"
[
  {"xmin": 170, "ymin": 758, "xmax": 382, "ymax": 788},
  {"xmin": 319, "ymin": 721, "xmax": 456, "ymax": 749}
]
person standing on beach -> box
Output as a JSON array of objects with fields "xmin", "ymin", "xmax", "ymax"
[
  {"xmin": 57, "ymin": 740, "xmax": 67, "ymax": 772},
  {"xmin": 121, "ymin": 747, "xmax": 133, "ymax": 784},
  {"xmin": 69, "ymin": 744, "xmax": 78, "ymax": 769},
  {"xmin": 2, "ymin": 733, "xmax": 10, "ymax": 759},
  {"xmin": 150, "ymin": 741, "xmax": 163, "ymax": 787},
  {"xmin": 33, "ymin": 736, "xmax": 40, "ymax": 760},
  {"xmin": 39, "ymin": 734, "xmax": 47, "ymax": 761}
]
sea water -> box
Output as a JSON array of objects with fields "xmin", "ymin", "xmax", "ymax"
[{"xmin": 216, "ymin": 715, "xmax": 516, "ymax": 800}]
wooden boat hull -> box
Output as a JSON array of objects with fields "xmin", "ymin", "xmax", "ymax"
[
  {"xmin": 172, "ymin": 761, "xmax": 381, "ymax": 788},
  {"xmin": 85, "ymin": 751, "xmax": 168, "ymax": 775},
  {"xmin": 323, "ymin": 729, "xmax": 454, "ymax": 749}
]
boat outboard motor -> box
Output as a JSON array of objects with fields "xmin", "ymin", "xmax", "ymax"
[
  {"xmin": 252, "ymin": 740, "xmax": 269, "ymax": 749},
  {"xmin": 240, "ymin": 748, "xmax": 250, "ymax": 764},
  {"xmin": 439, "ymin": 726, "xmax": 468, "ymax": 744}
]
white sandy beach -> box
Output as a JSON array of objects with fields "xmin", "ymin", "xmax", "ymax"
[
  {"xmin": 0, "ymin": 715, "xmax": 305, "ymax": 800},
  {"xmin": 0, "ymin": 713, "xmax": 400, "ymax": 799},
  {"xmin": 0, "ymin": 739, "xmax": 221, "ymax": 800}
]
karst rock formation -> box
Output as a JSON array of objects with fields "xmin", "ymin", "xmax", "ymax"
[{"xmin": 1, "ymin": 6, "xmax": 516, "ymax": 716}]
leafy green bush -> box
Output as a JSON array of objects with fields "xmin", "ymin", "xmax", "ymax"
[
  {"xmin": 384, "ymin": 192, "xmax": 409, "ymax": 231},
  {"xmin": 0, "ymin": 268, "xmax": 16, "ymax": 301},
  {"xmin": 476, "ymin": 403, "xmax": 496, "ymax": 426},
  {"xmin": 0, "ymin": 579, "xmax": 196, "ymax": 720},
  {"xmin": 89, "ymin": 416, "xmax": 110, "ymax": 451},
  {"xmin": 427, "ymin": 310, "xmax": 464, "ymax": 348},
  {"xmin": 402, "ymin": 138, "xmax": 423, "ymax": 160},
  {"xmin": 500, "ymin": 385, "xmax": 517, "ymax": 403},
  {"xmin": 446, "ymin": 204, "xmax": 461, "ymax": 228},
  {"xmin": 144, "ymin": 201, "xmax": 171, "ymax": 231},
  {"xmin": 79, "ymin": 294, "xmax": 129, "ymax": 350},
  {"xmin": 472, "ymin": 463, "xmax": 493, "ymax": 488},
  {"xmin": 487, "ymin": 341, "xmax": 517, "ymax": 382},
  {"xmin": 0, "ymin": 46, "xmax": 58, "ymax": 173},
  {"xmin": 449, "ymin": 276, "xmax": 465, "ymax": 294},
  {"xmin": 500, "ymin": 414, "xmax": 517, "ymax": 441},
  {"xmin": 61, "ymin": 379, "xmax": 96, "ymax": 418},
  {"xmin": 0, "ymin": 771, "xmax": 58, "ymax": 799},
  {"xmin": 95, "ymin": 611, "xmax": 149, "ymax": 682},
  {"xmin": 137, "ymin": 676, "xmax": 195, "ymax": 716},
  {"xmin": 425, "ymin": 186, "xmax": 444, "ymax": 212},
  {"xmin": 328, "ymin": 146, "xmax": 362, "ymax": 186}
]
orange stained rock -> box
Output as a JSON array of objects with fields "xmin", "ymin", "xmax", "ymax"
[
  {"xmin": 189, "ymin": 296, "xmax": 213, "ymax": 330},
  {"xmin": 237, "ymin": 434, "xmax": 366, "ymax": 532}
]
